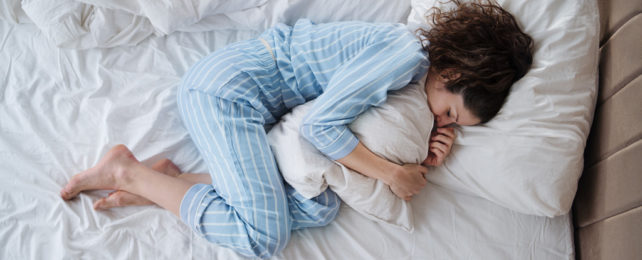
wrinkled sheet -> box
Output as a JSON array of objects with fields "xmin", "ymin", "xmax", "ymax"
[
  {"xmin": 0, "ymin": 0, "xmax": 574, "ymax": 258},
  {"xmin": 15, "ymin": 0, "xmax": 270, "ymax": 49}
]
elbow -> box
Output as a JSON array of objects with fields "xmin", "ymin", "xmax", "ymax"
[{"xmin": 299, "ymin": 119, "xmax": 317, "ymax": 145}]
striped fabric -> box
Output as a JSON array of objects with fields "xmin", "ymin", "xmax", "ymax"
[
  {"xmin": 265, "ymin": 20, "xmax": 430, "ymax": 159},
  {"xmin": 176, "ymin": 19, "xmax": 429, "ymax": 258}
]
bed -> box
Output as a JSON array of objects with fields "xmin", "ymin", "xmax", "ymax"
[
  {"xmin": 1, "ymin": 0, "xmax": 636, "ymax": 259},
  {"xmin": 572, "ymin": 0, "xmax": 642, "ymax": 258}
]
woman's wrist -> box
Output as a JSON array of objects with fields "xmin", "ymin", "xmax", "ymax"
[
  {"xmin": 336, "ymin": 141, "xmax": 400, "ymax": 184},
  {"xmin": 374, "ymin": 158, "xmax": 400, "ymax": 185}
]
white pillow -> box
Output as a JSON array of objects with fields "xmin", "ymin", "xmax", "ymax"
[
  {"xmin": 408, "ymin": 0, "xmax": 599, "ymax": 217},
  {"xmin": 267, "ymin": 82, "xmax": 433, "ymax": 231}
]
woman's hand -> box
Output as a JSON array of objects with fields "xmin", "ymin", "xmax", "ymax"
[
  {"xmin": 422, "ymin": 127, "xmax": 456, "ymax": 166},
  {"xmin": 337, "ymin": 142, "xmax": 428, "ymax": 201},
  {"xmin": 387, "ymin": 163, "xmax": 428, "ymax": 201}
]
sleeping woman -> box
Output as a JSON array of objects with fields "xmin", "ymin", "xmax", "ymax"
[{"xmin": 60, "ymin": 0, "xmax": 532, "ymax": 258}]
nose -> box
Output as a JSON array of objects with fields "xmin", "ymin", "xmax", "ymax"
[{"xmin": 436, "ymin": 115, "xmax": 454, "ymax": 127}]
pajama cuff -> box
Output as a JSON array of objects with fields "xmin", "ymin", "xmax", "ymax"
[
  {"xmin": 323, "ymin": 132, "xmax": 359, "ymax": 161},
  {"xmin": 179, "ymin": 183, "xmax": 212, "ymax": 233}
]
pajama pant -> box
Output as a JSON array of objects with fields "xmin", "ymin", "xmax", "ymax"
[{"xmin": 176, "ymin": 37, "xmax": 340, "ymax": 258}]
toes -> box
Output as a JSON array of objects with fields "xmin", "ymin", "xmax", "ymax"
[
  {"xmin": 93, "ymin": 198, "xmax": 108, "ymax": 210},
  {"xmin": 60, "ymin": 179, "xmax": 81, "ymax": 200},
  {"xmin": 94, "ymin": 190, "xmax": 154, "ymax": 210},
  {"xmin": 94, "ymin": 191, "xmax": 123, "ymax": 210},
  {"xmin": 60, "ymin": 189, "xmax": 73, "ymax": 200},
  {"xmin": 62, "ymin": 145, "xmax": 139, "ymax": 202}
]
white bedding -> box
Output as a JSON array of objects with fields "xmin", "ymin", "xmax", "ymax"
[{"xmin": 0, "ymin": 0, "xmax": 574, "ymax": 259}]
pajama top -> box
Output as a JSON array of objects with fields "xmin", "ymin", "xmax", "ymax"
[{"xmin": 260, "ymin": 19, "xmax": 429, "ymax": 160}]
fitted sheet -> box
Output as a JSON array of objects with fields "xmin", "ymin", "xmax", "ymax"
[{"xmin": 0, "ymin": 0, "xmax": 574, "ymax": 258}]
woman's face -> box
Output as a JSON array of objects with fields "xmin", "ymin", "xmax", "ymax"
[{"xmin": 424, "ymin": 68, "xmax": 481, "ymax": 127}]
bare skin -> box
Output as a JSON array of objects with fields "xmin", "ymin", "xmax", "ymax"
[
  {"xmin": 93, "ymin": 158, "xmax": 181, "ymax": 210},
  {"xmin": 93, "ymin": 159, "xmax": 214, "ymax": 210},
  {"xmin": 423, "ymin": 127, "xmax": 456, "ymax": 167},
  {"xmin": 60, "ymin": 144, "xmax": 199, "ymax": 217}
]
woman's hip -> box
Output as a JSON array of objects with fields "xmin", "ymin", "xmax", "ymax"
[{"xmin": 180, "ymin": 38, "xmax": 279, "ymax": 98}]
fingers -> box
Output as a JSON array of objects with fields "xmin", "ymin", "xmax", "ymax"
[
  {"xmin": 422, "ymin": 155, "xmax": 437, "ymax": 166},
  {"xmin": 429, "ymin": 140, "xmax": 449, "ymax": 155},
  {"xmin": 393, "ymin": 189, "xmax": 416, "ymax": 202},
  {"xmin": 431, "ymin": 127, "xmax": 455, "ymax": 147},
  {"xmin": 427, "ymin": 127, "xmax": 456, "ymax": 167},
  {"xmin": 428, "ymin": 148, "xmax": 445, "ymax": 166},
  {"xmin": 435, "ymin": 127, "xmax": 456, "ymax": 139},
  {"xmin": 390, "ymin": 164, "xmax": 431, "ymax": 201},
  {"xmin": 390, "ymin": 181, "xmax": 423, "ymax": 200},
  {"xmin": 431, "ymin": 128, "xmax": 455, "ymax": 145},
  {"xmin": 431, "ymin": 134, "xmax": 453, "ymax": 147},
  {"xmin": 390, "ymin": 186, "xmax": 408, "ymax": 200}
]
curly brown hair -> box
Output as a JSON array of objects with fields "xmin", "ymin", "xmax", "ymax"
[{"xmin": 418, "ymin": 0, "xmax": 533, "ymax": 123}]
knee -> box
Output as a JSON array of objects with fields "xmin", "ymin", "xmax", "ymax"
[
  {"xmin": 310, "ymin": 191, "xmax": 341, "ymax": 227},
  {"xmin": 196, "ymin": 205, "xmax": 291, "ymax": 258},
  {"xmin": 320, "ymin": 204, "xmax": 340, "ymax": 226},
  {"xmin": 175, "ymin": 80, "xmax": 203, "ymax": 123},
  {"xmin": 310, "ymin": 200, "xmax": 340, "ymax": 228},
  {"xmin": 325, "ymin": 193, "xmax": 341, "ymax": 224},
  {"xmin": 200, "ymin": 218, "xmax": 290, "ymax": 258},
  {"xmin": 176, "ymin": 79, "xmax": 192, "ymax": 108},
  {"xmin": 247, "ymin": 219, "xmax": 291, "ymax": 258}
]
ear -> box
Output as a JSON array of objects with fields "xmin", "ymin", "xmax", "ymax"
[{"xmin": 439, "ymin": 68, "xmax": 461, "ymax": 82}]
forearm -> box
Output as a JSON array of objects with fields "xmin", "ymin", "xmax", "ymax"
[{"xmin": 335, "ymin": 141, "xmax": 399, "ymax": 184}]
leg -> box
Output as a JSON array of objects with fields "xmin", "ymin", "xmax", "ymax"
[
  {"xmin": 175, "ymin": 40, "xmax": 339, "ymax": 256},
  {"xmin": 176, "ymin": 88, "xmax": 290, "ymax": 258},
  {"xmin": 64, "ymin": 38, "xmax": 291, "ymax": 258},
  {"xmin": 93, "ymin": 159, "xmax": 208, "ymax": 210},
  {"xmin": 286, "ymin": 184, "xmax": 341, "ymax": 230},
  {"xmin": 177, "ymin": 88, "xmax": 340, "ymax": 256},
  {"xmin": 60, "ymin": 145, "xmax": 193, "ymax": 217}
]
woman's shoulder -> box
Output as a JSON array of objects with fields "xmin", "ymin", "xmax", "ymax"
[
  {"xmin": 292, "ymin": 19, "xmax": 412, "ymax": 35},
  {"xmin": 366, "ymin": 23, "xmax": 424, "ymax": 54},
  {"xmin": 289, "ymin": 19, "xmax": 424, "ymax": 56},
  {"xmin": 375, "ymin": 23, "xmax": 418, "ymax": 42}
]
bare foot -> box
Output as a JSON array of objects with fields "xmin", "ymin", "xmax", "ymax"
[
  {"xmin": 93, "ymin": 158, "xmax": 181, "ymax": 210},
  {"xmin": 60, "ymin": 144, "xmax": 138, "ymax": 200}
]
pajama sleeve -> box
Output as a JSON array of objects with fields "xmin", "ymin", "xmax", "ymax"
[{"xmin": 300, "ymin": 28, "xmax": 429, "ymax": 160}]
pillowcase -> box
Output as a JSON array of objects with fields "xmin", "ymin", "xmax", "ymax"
[
  {"xmin": 267, "ymin": 82, "xmax": 433, "ymax": 231},
  {"xmin": 407, "ymin": 0, "xmax": 599, "ymax": 217}
]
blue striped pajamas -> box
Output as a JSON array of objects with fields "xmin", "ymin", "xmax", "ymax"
[{"xmin": 177, "ymin": 19, "xmax": 429, "ymax": 258}]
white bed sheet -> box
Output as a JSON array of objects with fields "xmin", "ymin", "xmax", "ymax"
[{"xmin": 0, "ymin": 0, "xmax": 574, "ymax": 258}]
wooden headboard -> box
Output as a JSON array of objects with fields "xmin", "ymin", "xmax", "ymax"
[{"xmin": 572, "ymin": 0, "xmax": 642, "ymax": 259}]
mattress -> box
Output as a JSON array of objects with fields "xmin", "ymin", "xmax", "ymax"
[{"xmin": 0, "ymin": 0, "xmax": 574, "ymax": 258}]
